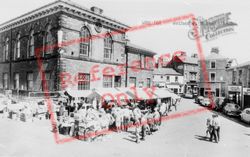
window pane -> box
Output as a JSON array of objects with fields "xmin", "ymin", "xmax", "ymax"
[
  {"xmin": 103, "ymin": 75, "xmax": 113, "ymax": 88},
  {"xmin": 80, "ymin": 27, "xmax": 90, "ymax": 56},
  {"xmin": 78, "ymin": 73, "xmax": 90, "ymax": 90}
]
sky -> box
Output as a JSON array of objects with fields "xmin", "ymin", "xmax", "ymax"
[{"xmin": 0, "ymin": 0, "xmax": 249, "ymax": 64}]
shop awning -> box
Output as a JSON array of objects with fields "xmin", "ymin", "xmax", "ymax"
[
  {"xmin": 118, "ymin": 87, "xmax": 157, "ymax": 100},
  {"xmin": 92, "ymin": 88, "xmax": 132, "ymax": 101},
  {"xmin": 65, "ymin": 89, "xmax": 93, "ymax": 98},
  {"xmin": 153, "ymin": 88, "xmax": 172, "ymax": 98}
]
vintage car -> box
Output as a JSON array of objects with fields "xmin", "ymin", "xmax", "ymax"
[
  {"xmin": 223, "ymin": 103, "xmax": 241, "ymax": 117},
  {"xmin": 240, "ymin": 108, "xmax": 250, "ymax": 123},
  {"xmin": 195, "ymin": 96, "xmax": 204, "ymax": 104},
  {"xmin": 184, "ymin": 93, "xmax": 193, "ymax": 99},
  {"xmin": 200, "ymin": 98, "xmax": 212, "ymax": 107}
]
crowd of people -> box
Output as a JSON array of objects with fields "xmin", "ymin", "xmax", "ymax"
[{"xmin": 51, "ymin": 96, "xmax": 181, "ymax": 143}]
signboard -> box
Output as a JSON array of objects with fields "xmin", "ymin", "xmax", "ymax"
[
  {"xmin": 228, "ymin": 86, "xmax": 242, "ymax": 92},
  {"xmin": 243, "ymin": 88, "xmax": 250, "ymax": 95}
]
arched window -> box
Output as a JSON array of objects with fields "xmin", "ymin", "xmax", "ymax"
[
  {"xmin": 3, "ymin": 38, "xmax": 9, "ymax": 61},
  {"xmin": 28, "ymin": 30, "xmax": 34, "ymax": 57},
  {"xmin": 44, "ymin": 25, "xmax": 53, "ymax": 54},
  {"xmin": 104, "ymin": 34, "xmax": 112, "ymax": 60},
  {"xmin": 14, "ymin": 33, "xmax": 21, "ymax": 60},
  {"xmin": 80, "ymin": 27, "xmax": 91, "ymax": 56}
]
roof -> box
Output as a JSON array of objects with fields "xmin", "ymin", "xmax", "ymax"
[
  {"xmin": 227, "ymin": 61, "xmax": 250, "ymax": 70},
  {"xmin": 0, "ymin": 0, "xmax": 130, "ymax": 32},
  {"xmin": 205, "ymin": 52, "xmax": 228, "ymax": 60},
  {"xmin": 174, "ymin": 56, "xmax": 198, "ymax": 65},
  {"xmin": 126, "ymin": 42, "xmax": 157, "ymax": 56},
  {"xmin": 153, "ymin": 68, "xmax": 182, "ymax": 76}
]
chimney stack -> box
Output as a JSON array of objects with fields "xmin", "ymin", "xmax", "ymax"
[{"xmin": 90, "ymin": 6, "xmax": 103, "ymax": 14}]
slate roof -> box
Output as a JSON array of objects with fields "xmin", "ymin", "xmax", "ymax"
[{"xmin": 153, "ymin": 68, "xmax": 182, "ymax": 76}]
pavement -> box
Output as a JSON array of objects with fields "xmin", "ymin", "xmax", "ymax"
[{"xmin": 0, "ymin": 98, "xmax": 249, "ymax": 157}]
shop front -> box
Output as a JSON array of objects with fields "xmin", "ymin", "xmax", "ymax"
[
  {"xmin": 243, "ymin": 88, "xmax": 250, "ymax": 109},
  {"xmin": 227, "ymin": 85, "xmax": 242, "ymax": 106}
]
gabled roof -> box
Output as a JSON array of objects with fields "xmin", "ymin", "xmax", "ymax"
[
  {"xmin": 173, "ymin": 56, "xmax": 198, "ymax": 65},
  {"xmin": 126, "ymin": 42, "xmax": 156, "ymax": 56},
  {"xmin": 153, "ymin": 68, "xmax": 182, "ymax": 76}
]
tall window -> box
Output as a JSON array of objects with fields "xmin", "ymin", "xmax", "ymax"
[
  {"xmin": 44, "ymin": 25, "xmax": 53, "ymax": 54},
  {"xmin": 3, "ymin": 38, "xmax": 9, "ymax": 61},
  {"xmin": 238, "ymin": 70, "xmax": 242, "ymax": 84},
  {"xmin": 104, "ymin": 34, "xmax": 112, "ymax": 60},
  {"xmin": 80, "ymin": 27, "xmax": 91, "ymax": 56},
  {"xmin": 42, "ymin": 72, "xmax": 51, "ymax": 91},
  {"xmin": 210, "ymin": 73, "xmax": 216, "ymax": 82},
  {"xmin": 28, "ymin": 30, "xmax": 34, "ymax": 57},
  {"xmin": 114, "ymin": 76, "xmax": 121, "ymax": 87},
  {"xmin": 129, "ymin": 77, "xmax": 136, "ymax": 87},
  {"xmin": 103, "ymin": 75, "xmax": 113, "ymax": 88},
  {"xmin": 146, "ymin": 78, "xmax": 151, "ymax": 88},
  {"xmin": 232, "ymin": 70, "xmax": 236, "ymax": 83},
  {"xmin": 210, "ymin": 61, "xmax": 216, "ymax": 69},
  {"xmin": 3, "ymin": 73, "xmax": 8, "ymax": 89},
  {"xmin": 27, "ymin": 72, "xmax": 33, "ymax": 91},
  {"xmin": 78, "ymin": 73, "xmax": 90, "ymax": 90},
  {"xmin": 14, "ymin": 33, "xmax": 21, "ymax": 60},
  {"xmin": 14, "ymin": 73, "xmax": 19, "ymax": 90}
]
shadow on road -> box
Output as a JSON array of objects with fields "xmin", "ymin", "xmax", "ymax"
[
  {"xmin": 245, "ymin": 134, "xmax": 250, "ymax": 136},
  {"xmin": 194, "ymin": 135, "xmax": 212, "ymax": 143}
]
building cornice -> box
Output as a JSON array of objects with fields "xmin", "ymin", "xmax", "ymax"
[{"xmin": 0, "ymin": 0, "xmax": 130, "ymax": 33}]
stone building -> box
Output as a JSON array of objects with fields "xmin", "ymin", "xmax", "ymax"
[
  {"xmin": 0, "ymin": 0, "xmax": 155, "ymax": 96},
  {"xmin": 198, "ymin": 48, "xmax": 229, "ymax": 97},
  {"xmin": 226, "ymin": 61, "xmax": 250, "ymax": 109},
  {"xmin": 168, "ymin": 51, "xmax": 199, "ymax": 95},
  {"xmin": 153, "ymin": 68, "xmax": 184, "ymax": 94}
]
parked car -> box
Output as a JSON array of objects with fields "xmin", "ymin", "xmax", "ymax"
[
  {"xmin": 200, "ymin": 98, "xmax": 212, "ymax": 107},
  {"xmin": 223, "ymin": 103, "xmax": 241, "ymax": 117},
  {"xmin": 195, "ymin": 96, "xmax": 204, "ymax": 104},
  {"xmin": 240, "ymin": 108, "xmax": 250, "ymax": 123},
  {"xmin": 184, "ymin": 93, "xmax": 193, "ymax": 99}
]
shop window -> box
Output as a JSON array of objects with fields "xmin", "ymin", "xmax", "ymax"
[
  {"xmin": 14, "ymin": 73, "xmax": 19, "ymax": 90},
  {"xmin": 27, "ymin": 72, "xmax": 33, "ymax": 91},
  {"xmin": 3, "ymin": 73, "xmax": 8, "ymax": 89},
  {"xmin": 78, "ymin": 73, "xmax": 90, "ymax": 90}
]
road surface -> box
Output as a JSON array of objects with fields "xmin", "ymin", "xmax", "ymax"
[{"xmin": 0, "ymin": 98, "xmax": 249, "ymax": 157}]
